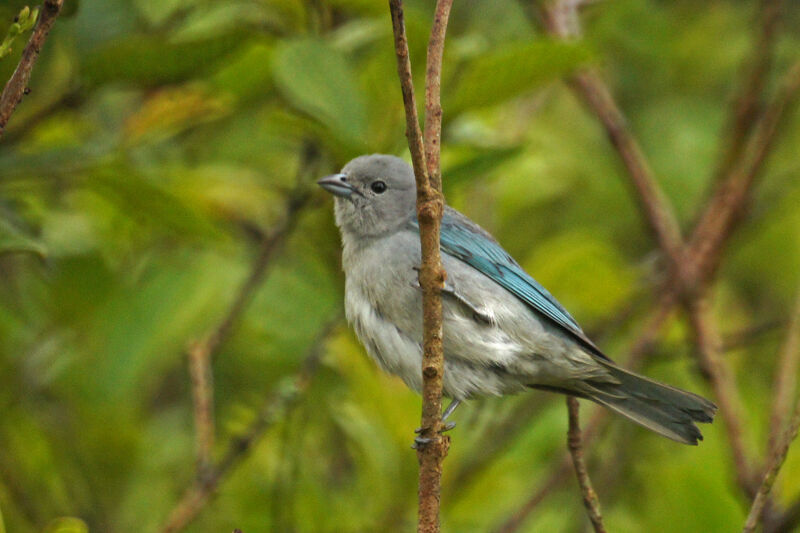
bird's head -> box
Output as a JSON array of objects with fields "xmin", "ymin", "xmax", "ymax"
[{"xmin": 318, "ymin": 154, "xmax": 417, "ymax": 238}]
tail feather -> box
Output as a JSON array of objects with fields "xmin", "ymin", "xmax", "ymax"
[{"xmin": 562, "ymin": 361, "xmax": 717, "ymax": 445}]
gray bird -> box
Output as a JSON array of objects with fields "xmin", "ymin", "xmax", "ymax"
[{"xmin": 319, "ymin": 154, "xmax": 716, "ymax": 445}]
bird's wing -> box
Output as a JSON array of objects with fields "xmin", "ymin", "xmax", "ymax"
[{"xmin": 410, "ymin": 208, "xmax": 605, "ymax": 357}]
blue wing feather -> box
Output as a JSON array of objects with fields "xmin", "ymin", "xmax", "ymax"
[{"xmin": 410, "ymin": 208, "xmax": 602, "ymax": 355}]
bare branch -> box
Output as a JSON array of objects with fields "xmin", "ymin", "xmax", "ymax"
[
  {"xmin": 389, "ymin": 1, "xmax": 453, "ymax": 531},
  {"xmin": 187, "ymin": 341, "xmax": 214, "ymax": 476},
  {"xmin": 159, "ymin": 321, "xmax": 338, "ymax": 533},
  {"xmin": 388, "ymin": 0, "xmax": 428, "ymax": 190},
  {"xmin": 743, "ymin": 407, "xmax": 800, "ymax": 533},
  {"xmin": 0, "ymin": 0, "xmax": 63, "ymax": 139},
  {"xmin": 768, "ymin": 289, "xmax": 800, "ymax": 454},
  {"xmin": 566, "ymin": 397, "xmax": 606, "ymax": 533}
]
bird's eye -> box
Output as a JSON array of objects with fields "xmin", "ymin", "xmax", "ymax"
[{"xmin": 371, "ymin": 180, "xmax": 387, "ymax": 194}]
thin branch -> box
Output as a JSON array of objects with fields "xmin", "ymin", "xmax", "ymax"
[
  {"xmin": 687, "ymin": 296, "xmax": 756, "ymax": 494},
  {"xmin": 713, "ymin": 0, "xmax": 784, "ymax": 185},
  {"xmin": 388, "ymin": 0, "xmax": 428, "ymax": 189},
  {"xmin": 187, "ymin": 341, "xmax": 214, "ymax": 476},
  {"xmin": 768, "ymin": 289, "xmax": 800, "ymax": 454},
  {"xmin": 743, "ymin": 407, "xmax": 800, "ymax": 533},
  {"xmin": 566, "ymin": 397, "xmax": 607, "ymax": 533},
  {"xmin": 684, "ymin": 61, "xmax": 800, "ymax": 290},
  {"xmin": 0, "ymin": 0, "xmax": 63, "ymax": 139},
  {"xmin": 389, "ymin": 1, "xmax": 453, "ymax": 532},
  {"xmin": 159, "ymin": 321, "xmax": 338, "ymax": 533}
]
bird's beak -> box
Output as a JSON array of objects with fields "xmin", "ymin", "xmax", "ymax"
[{"xmin": 317, "ymin": 173, "xmax": 357, "ymax": 199}]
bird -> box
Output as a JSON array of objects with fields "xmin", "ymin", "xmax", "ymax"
[{"xmin": 318, "ymin": 154, "xmax": 716, "ymax": 445}]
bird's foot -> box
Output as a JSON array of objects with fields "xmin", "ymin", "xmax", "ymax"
[{"xmin": 411, "ymin": 421, "xmax": 456, "ymax": 448}]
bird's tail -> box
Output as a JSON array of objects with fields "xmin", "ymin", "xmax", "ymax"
[{"xmin": 566, "ymin": 360, "xmax": 717, "ymax": 445}]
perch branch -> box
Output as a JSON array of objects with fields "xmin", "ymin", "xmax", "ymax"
[
  {"xmin": 389, "ymin": 1, "xmax": 453, "ymax": 532},
  {"xmin": 159, "ymin": 321, "xmax": 337, "ymax": 533},
  {"xmin": 0, "ymin": 0, "xmax": 63, "ymax": 139},
  {"xmin": 566, "ymin": 397, "xmax": 607, "ymax": 533}
]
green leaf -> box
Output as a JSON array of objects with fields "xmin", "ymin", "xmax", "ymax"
[
  {"xmin": 83, "ymin": 32, "xmax": 247, "ymax": 87},
  {"xmin": 450, "ymin": 40, "xmax": 592, "ymax": 111},
  {"xmin": 0, "ymin": 6, "xmax": 39, "ymax": 59},
  {"xmin": 0, "ymin": 218, "xmax": 46, "ymax": 258},
  {"xmin": 272, "ymin": 38, "xmax": 367, "ymax": 149}
]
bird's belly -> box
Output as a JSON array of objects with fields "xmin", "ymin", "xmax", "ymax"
[
  {"xmin": 345, "ymin": 284, "xmax": 425, "ymax": 393},
  {"xmin": 344, "ymin": 281, "xmax": 538, "ymax": 400}
]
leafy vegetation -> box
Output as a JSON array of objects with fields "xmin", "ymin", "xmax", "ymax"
[{"xmin": 1, "ymin": 0, "xmax": 799, "ymax": 532}]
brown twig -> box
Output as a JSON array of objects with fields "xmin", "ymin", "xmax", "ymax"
[
  {"xmin": 159, "ymin": 321, "xmax": 338, "ymax": 533},
  {"xmin": 389, "ymin": 1, "xmax": 453, "ymax": 532},
  {"xmin": 768, "ymin": 289, "xmax": 800, "ymax": 454},
  {"xmin": 187, "ymin": 341, "xmax": 214, "ymax": 476},
  {"xmin": 713, "ymin": 0, "xmax": 784, "ymax": 185},
  {"xmin": 743, "ymin": 407, "xmax": 800, "ymax": 533},
  {"xmin": 0, "ymin": 0, "xmax": 63, "ymax": 139},
  {"xmin": 566, "ymin": 397, "xmax": 607, "ymax": 533}
]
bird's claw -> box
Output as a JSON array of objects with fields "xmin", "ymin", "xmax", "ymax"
[
  {"xmin": 412, "ymin": 436, "xmax": 432, "ymax": 449},
  {"xmin": 411, "ymin": 421, "xmax": 456, "ymax": 448}
]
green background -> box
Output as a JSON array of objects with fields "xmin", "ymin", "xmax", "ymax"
[{"xmin": 1, "ymin": 0, "xmax": 799, "ymax": 531}]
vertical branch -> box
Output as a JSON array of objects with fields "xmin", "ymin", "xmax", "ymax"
[
  {"xmin": 566, "ymin": 397, "xmax": 606, "ymax": 533},
  {"xmin": 0, "ymin": 0, "xmax": 64, "ymax": 138},
  {"xmin": 187, "ymin": 341, "xmax": 214, "ymax": 476},
  {"xmin": 743, "ymin": 408, "xmax": 800, "ymax": 533},
  {"xmin": 159, "ymin": 320, "xmax": 338, "ymax": 533},
  {"xmin": 388, "ymin": 1, "xmax": 428, "ymax": 188},
  {"xmin": 389, "ymin": 2, "xmax": 453, "ymax": 531}
]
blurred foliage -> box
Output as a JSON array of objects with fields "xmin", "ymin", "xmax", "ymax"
[{"xmin": 0, "ymin": 0, "xmax": 799, "ymax": 532}]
